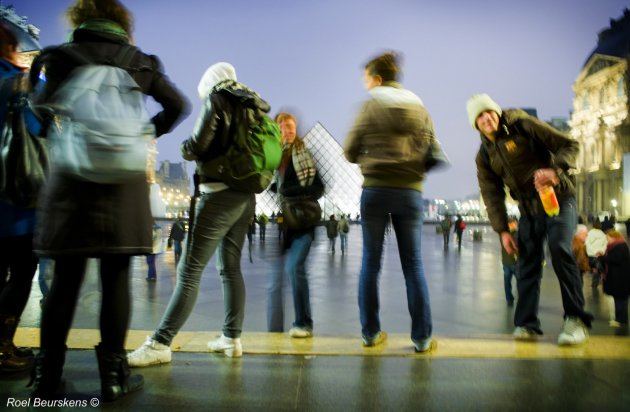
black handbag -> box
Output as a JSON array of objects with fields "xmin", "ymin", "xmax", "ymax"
[
  {"xmin": 282, "ymin": 198, "xmax": 322, "ymax": 230},
  {"xmin": 0, "ymin": 86, "xmax": 48, "ymax": 208},
  {"xmin": 424, "ymin": 138, "xmax": 449, "ymax": 172}
]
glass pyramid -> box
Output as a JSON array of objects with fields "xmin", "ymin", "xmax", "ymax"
[{"xmin": 255, "ymin": 122, "xmax": 363, "ymax": 220}]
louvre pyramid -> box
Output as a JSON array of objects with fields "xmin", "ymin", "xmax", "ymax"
[{"xmin": 256, "ymin": 122, "xmax": 363, "ymax": 219}]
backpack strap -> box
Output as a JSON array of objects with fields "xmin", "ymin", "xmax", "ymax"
[{"xmin": 57, "ymin": 44, "xmax": 138, "ymax": 70}]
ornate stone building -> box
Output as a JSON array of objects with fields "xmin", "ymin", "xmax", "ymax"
[{"xmin": 570, "ymin": 9, "xmax": 630, "ymax": 219}]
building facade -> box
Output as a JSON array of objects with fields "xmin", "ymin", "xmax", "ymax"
[
  {"xmin": 155, "ymin": 160, "xmax": 191, "ymax": 218},
  {"xmin": 570, "ymin": 9, "xmax": 630, "ymax": 219}
]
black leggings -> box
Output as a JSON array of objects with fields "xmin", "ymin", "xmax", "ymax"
[
  {"xmin": 40, "ymin": 255, "xmax": 131, "ymax": 353},
  {"xmin": 0, "ymin": 234, "xmax": 38, "ymax": 317}
]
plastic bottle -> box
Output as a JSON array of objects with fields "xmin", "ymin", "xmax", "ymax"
[{"xmin": 539, "ymin": 186, "xmax": 560, "ymax": 217}]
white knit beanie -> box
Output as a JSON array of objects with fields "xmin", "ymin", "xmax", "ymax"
[
  {"xmin": 466, "ymin": 94, "xmax": 502, "ymax": 129},
  {"xmin": 197, "ymin": 62, "xmax": 237, "ymax": 100}
]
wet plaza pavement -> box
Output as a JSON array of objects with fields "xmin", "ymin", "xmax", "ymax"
[{"xmin": 2, "ymin": 222, "xmax": 630, "ymax": 411}]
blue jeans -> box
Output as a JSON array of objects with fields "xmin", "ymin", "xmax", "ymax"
[
  {"xmin": 283, "ymin": 231, "xmax": 314, "ymax": 330},
  {"xmin": 173, "ymin": 240, "xmax": 182, "ymax": 265},
  {"xmin": 146, "ymin": 254, "xmax": 157, "ymax": 279},
  {"xmin": 339, "ymin": 233, "xmax": 348, "ymax": 253},
  {"xmin": 153, "ymin": 190, "xmax": 254, "ymax": 343},
  {"xmin": 515, "ymin": 197, "xmax": 593, "ymax": 333},
  {"xmin": 503, "ymin": 263, "xmax": 516, "ymax": 302},
  {"xmin": 359, "ymin": 187, "xmax": 432, "ymax": 342},
  {"xmin": 266, "ymin": 253, "xmax": 285, "ymax": 332}
]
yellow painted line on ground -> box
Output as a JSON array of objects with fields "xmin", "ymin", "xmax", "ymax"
[{"xmin": 15, "ymin": 328, "xmax": 630, "ymax": 359}]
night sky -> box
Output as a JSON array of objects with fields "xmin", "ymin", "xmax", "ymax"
[{"xmin": 15, "ymin": 0, "xmax": 630, "ymax": 199}]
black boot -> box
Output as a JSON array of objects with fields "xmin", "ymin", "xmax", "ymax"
[
  {"xmin": 95, "ymin": 343, "xmax": 143, "ymax": 402},
  {"xmin": 28, "ymin": 347, "xmax": 66, "ymax": 398},
  {"xmin": 0, "ymin": 315, "xmax": 34, "ymax": 373}
]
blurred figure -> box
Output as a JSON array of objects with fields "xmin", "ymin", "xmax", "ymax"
[
  {"xmin": 501, "ymin": 217, "xmax": 519, "ymax": 306},
  {"xmin": 338, "ymin": 214, "xmax": 350, "ymax": 255},
  {"xmin": 167, "ymin": 215, "xmax": 186, "ymax": 266},
  {"xmin": 440, "ymin": 214, "xmax": 452, "ymax": 248},
  {"xmin": 585, "ymin": 221, "xmax": 607, "ymax": 288},
  {"xmin": 572, "ymin": 224, "xmax": 590, "ymax": 281},
  {"xmin": 601, "ymin": 216, "xmax": 614, "ymax": 233},
  {"xmin": 625, "ymin": 217, "xmax": 630, "ymax": 240},
  {"xmin": 268, "ymin": 112, "xmax": 324, "ymax": 337},
  {"xmin": 453, "ymin": 214, "xmax": 466, "ymax": 250},
  {"xmin": 28, "ymin": 0, "xmax": 189, "ymax": 400},
  {"xmin": 246, "ymin": 215, "xmax": 255, "ymax": 263},
  {"xmin": 467, "ymin": 93, "xmax": 592, "ymax": 346},
  {"xmin": 326, "ymin": 214, "xmax": 338, "ymax": 254},
  {"xmin": 128, "ymin": 62, "xmax": 264, "ymax": 365},
  {"xmin": 276, "ymin": 212, "xmax": 284, "ymax": 242},
  {"xmin": 597, "ymin": 230, "xmax": 630, "ymax": 327},
  {"xmin": 258, "ymin": 213, "xmax": 268, "ymax": 241},
  {"xmin": 345, "ymin": 51, "xmax": 436, "ymax": 352},
  {"xmin": 145, "ymin": 222, "xmax": 163, "ymax": 281},
  {"xmin": 0, "ymin": 22, "xmax": 41, "ymax": 374}
]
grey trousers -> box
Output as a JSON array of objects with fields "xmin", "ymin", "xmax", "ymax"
[{"xmin": 153, "ymin": 189, "xmax": 255, "ymax": 344}]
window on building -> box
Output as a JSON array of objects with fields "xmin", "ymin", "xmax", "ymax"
[
  {"xmin": 583, "ymin": 92, "xmax": 589, "ymax": 110},
  {"xmin": 618, "ymin": 77, "xmax": 625, "ymax": 98}
]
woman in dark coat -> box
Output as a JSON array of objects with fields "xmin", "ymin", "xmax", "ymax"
[
  {"xmin": 27, "ymin": 0, "xmax": 189, "ymax": 400},
  {"xmin": 597, "ymin": 230, "xmax": 630, "ymax": 326}
]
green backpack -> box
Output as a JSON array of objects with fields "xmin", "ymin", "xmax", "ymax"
[{"xmin": 202, "ymin": 110, "xmax": 282, "ymax": 193}]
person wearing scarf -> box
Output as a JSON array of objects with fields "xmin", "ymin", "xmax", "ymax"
[
  {"xmin": 268, "ymin": 112, "xmax": 323, "ymax": 337},
  {"xmin": 597, "ymin": 230, "xmax": 630, "ymax": 326}
]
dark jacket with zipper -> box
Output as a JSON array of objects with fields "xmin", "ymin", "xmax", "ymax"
[
  {"xmin": 476, "ymin": 109, "xmax": 579, "ymax": 234},
  {"xmin": 29, "ymin": 26, "xmax": 190, "ymax": 257},
  {"xmin": 181, "ymin": 86, "xmax": 270, "ymax": 175}
]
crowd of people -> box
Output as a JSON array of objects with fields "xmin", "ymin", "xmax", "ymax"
[{"xmin": 0, "ymin": 0, "xmax": 628, "ymax": 404}]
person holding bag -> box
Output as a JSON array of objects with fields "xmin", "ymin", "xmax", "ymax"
[
  {"xmin": 27, "ymin": 0, "xmax": 189, "ymax": 400},
  {"xmin": 0, "ymin": 22, "xmax": 42, "ymax": 375},
  {"xmin": 267, "ymin": 112, "xmax": 323, "ymax": 337}
]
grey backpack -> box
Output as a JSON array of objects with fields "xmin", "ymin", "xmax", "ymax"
[{"xmin": 46, "ymin": 46, "xmax": 155, "ymax": 183}]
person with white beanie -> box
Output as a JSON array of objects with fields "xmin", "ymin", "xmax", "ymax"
[
  {"xmin": 466, "ymin": 93, "xmax": 593, "ymax": 346},
  {"xmin": 128, "ymin": 62, "xmax": 272, "ymax": 365}
]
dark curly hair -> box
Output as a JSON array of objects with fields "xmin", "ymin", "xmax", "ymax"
[
  {"xmin": 66, "ymin": 0, "xmax": 133, "ymax": 34},
  {"xmin": 364, "ymin": 51, "xmax": 402, "ymax": 82}
]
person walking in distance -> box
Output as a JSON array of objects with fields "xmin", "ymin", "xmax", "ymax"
[
  {"xmin": 167, "ymin": 215, "xmax": 187, "ymax": 266},
  {"xmin": 326, "ymin": 215, "xmax": 339, "ymax": 254},
  {"xmin": 466, "ymin": 93, "xmax": 593, "ymax": 346},
  {"xmin": 338, "ymin": 214, "xmax": 350, "ymax": 255},
  {"xmin": 453, "ymin": 214, "xmax": 466, "ymax": 250}
]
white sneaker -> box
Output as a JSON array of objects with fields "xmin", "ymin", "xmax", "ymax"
[
  {"xmin": 127, "ymin": 336, "xmax": 172, "ymax": 367},
  {"xmin": 558, "ymin": 317, "xmax": 589, "ymax": 346},
  {"xmin": 289, "ymin": 327, "xmax": 313, "ymax": 338},
  {"xmin": 609, "ymin": 320, "xmax": 622, "ymax": 328},
  {"xmin": 513, "ymin": 326, "xmax": 538, "ymax": 340},
  {"xmin": 207, "ymin": 334, "xmax": 242, "ymax": 358}
]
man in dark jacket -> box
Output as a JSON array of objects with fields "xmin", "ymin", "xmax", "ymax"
[
  {"xmin": 167, "ymin": 216, "xmax": 187, "ymax": 265},
  {"xmin": 466, "ymin": 93, "xmax": 593, "ymax": 346}
]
